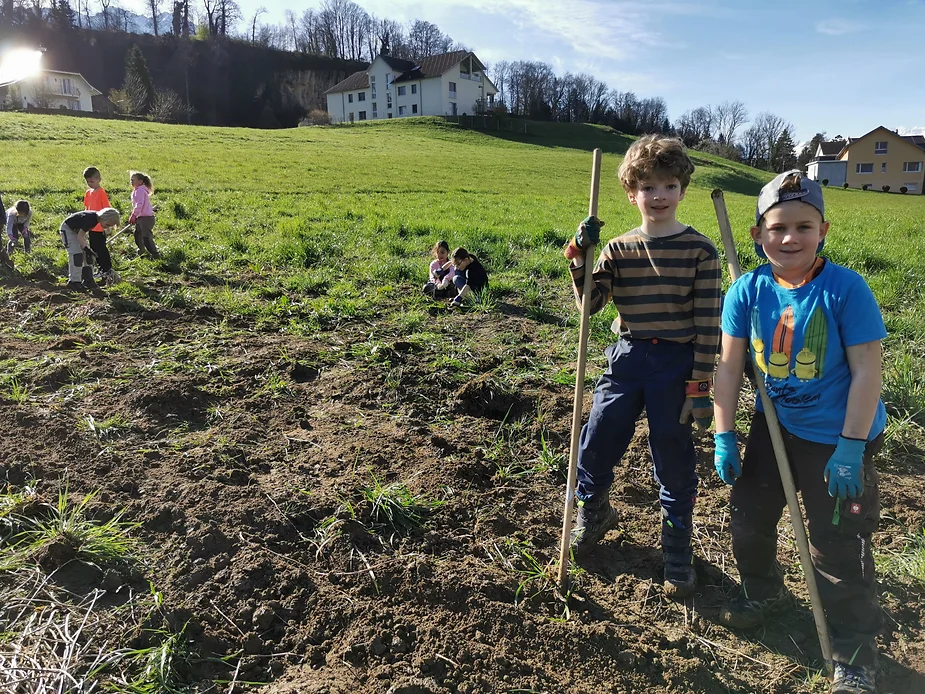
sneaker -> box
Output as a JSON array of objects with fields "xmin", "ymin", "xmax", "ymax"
[
  {"xmin": 830, "ymin": 662, "xmax": 876, "ymax": 693},
  {"xmin": 662, "ymin": 510, "xmax": 696, "ymax": 599},
  {"xmin": 569, "ymin": 492, "xmax": 618, "ymax": 556},
  {"xmin": 718, "ymin": 585, "xmax": 793, "ymax": 629}
]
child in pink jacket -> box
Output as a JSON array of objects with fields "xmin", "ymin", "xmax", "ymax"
[{"xmin": 129, "ymin": 171, "xmax": 159, "ymax": 258}]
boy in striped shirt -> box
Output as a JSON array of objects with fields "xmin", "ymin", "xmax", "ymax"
[{"xmin": 565, "ymin": 135, "xmax": 722, "ymax": 598}]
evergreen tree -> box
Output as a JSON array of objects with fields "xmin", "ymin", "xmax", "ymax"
[
  {"xmin": 771, "ymin": 127, "xmax": 797, "ymax": 173},
  {"xmin": 797, "ymin": 132, "xmax": 826, "ymax": 173},
  {"xmin": 49, "ymin": 0, "xmax": 77, "ymax": 28},
  {"xmin": 124, "ymin": 45, "xmax": 154, "ymax": 113}
]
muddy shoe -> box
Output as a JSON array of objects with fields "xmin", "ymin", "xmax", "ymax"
[
  {"xmin": 830, "ymin": 662, "xmax": 876, "ymax": 694},
  {"xmin": 66, "ymin": 281, "xmax": 87, "ymax": 291},
  {"xmin": 569, "ymin": 492, "xmax": 618, "ymax": 556},
  {"xmin": 718, "ymin": 586, "xmax": 792, "ymax": 629},
  {"xmin": 662, "ymin": 510, "xmax": 695, "ymax": 599}
]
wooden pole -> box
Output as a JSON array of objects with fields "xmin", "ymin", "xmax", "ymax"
[
  {"xmin": 711, "ymin": 189, "xmax": 833, "ymax": 676},
  {"xmin": 557, "ymin": 148, "xmax": 602, "ymax": 591}
]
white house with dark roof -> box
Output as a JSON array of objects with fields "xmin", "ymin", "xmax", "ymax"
[
  {"xmin": 807, "ymin": 140, "xmax": 849, "ymax": 187},
  {"xmin": 15, "ymin": 69, "xmax": 101, "ymax": 112},
  {"xmin": 325, "ymin": 50, "xmax": 497, "ymax": 123}
]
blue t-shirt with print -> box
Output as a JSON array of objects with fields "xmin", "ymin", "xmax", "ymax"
[{"xmin": 723, "ymin": 261, "xmax": 887, "ymax": 445}]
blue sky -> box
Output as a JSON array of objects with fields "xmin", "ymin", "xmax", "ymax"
[{"xmin": 125, "ymin": 0, "xmax": 925, "ymax": 142}]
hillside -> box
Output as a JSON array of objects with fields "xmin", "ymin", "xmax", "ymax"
[{"xmin": 1, "ymin": 113, "xmax": 924, "ymax": 693}]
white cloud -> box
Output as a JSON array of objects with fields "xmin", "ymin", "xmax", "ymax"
[
  {"xmin": 815, "ymin": 18, "xmax": 864, "ymax": 35},
  {"xmin": 897, "ymin": 126, "xmax": 925, "ymax": 135}
]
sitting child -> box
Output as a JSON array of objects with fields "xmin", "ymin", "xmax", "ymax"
[
  {"xmin": 449, "ymin": 247, "xmax": 488, "ymax": 308},
  {"xmin": 423, "ymin": 240, "xmax": 456, "ymax": 299}
]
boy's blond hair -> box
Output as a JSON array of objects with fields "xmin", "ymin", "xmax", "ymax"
[{"xmin": 618, "ymin": 135, "xmax": 695, "ymax": 193}]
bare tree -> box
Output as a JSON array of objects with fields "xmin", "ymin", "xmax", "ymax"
[
  {"xmin": 201, "ymin": 0, "xmax": 216, "ymax": 34},
  {"xmin": 109, "ymin": 70, "xmax": 147, "ymax": 115},
  {"xmin": 406, "ymin": 19, "xmax": 452, "ymax": 60},
  {"xmin": 98, "ymin": 0, "xmax": 111, "ymax": 28},
  {"xmin": 216, "ymin": 0, "xmax": 238, "ymax": 35},
  {"xmin": 150, "ymin": 87, "xmax": 194, "ymax": 122},
  {"xmin": 148, "ymin": 0, "xmax": 161, "ymax": 34},
  {"xmin": 714, "ymin": 100, "xmax": 748, "ymax": 145},
  {"xmin": 249, "ymin": 5, "xmax": 265, "ymax": 43}
]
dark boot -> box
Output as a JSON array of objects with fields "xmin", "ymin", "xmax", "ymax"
[
  {"xmin": 830, "ymin": 662, "xmax": 877, "ymax": 693},
  {"xmin": 569, "ymin": 491, "xmax": 618, "ymax": 556},
  {"xmin": 662, "ymin": 509, "xmax": 696, "ymax": 599},
  {"xmin": 81, "ymin": 265, "xmax": 99, "ymax": 290},
  {"xmin": 718, "ymin": 574, "xmax": 792, "ymax": 629}
]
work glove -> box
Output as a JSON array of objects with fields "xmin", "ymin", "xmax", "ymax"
[
  {"xmin": 824, "ymin": 436, "xmax": 866, "ymax": 499},
  {"xmin": 713, "ymin": 431, "xmax": 741, "ymax": 485},
  {"xmin": 680, "ymin": 395, "xmax": 713, "ymax": 429},
  {"xmin": 564, "ymin": 216, "xmax": 604, "ymax": 260}
]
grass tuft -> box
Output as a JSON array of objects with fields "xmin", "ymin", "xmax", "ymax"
[{"xmin": 361, "ymin": 475, "xmax": 444, "ymax": 532}]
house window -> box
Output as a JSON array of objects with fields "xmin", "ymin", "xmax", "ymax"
[
  {"xmin": 348, "ymin": 94, "xmax": 353, "ymax": 103},
  {"xmin": 856, "ymin": 163, "xmax": 873, "ymax": 174},
  {"xmin": 349, "ymin": 112, "xmax": 354, "ymax": 122},
  {"xmin": 874, "ymin": 141, "xmax": 888, "ymax": 154},
  {"xmin": 388, "ymin": 113, "xmax": 392, "ymax": 118},
  {"xmin": 882, "ymin": 162, "xmax": 887, "ymax": 174},
  {"xmin": 411, "ymin": 84, "xmax": 417, "ymax": 94},
  {"xmin": 903, "ymin": 161, "xmax": 922, "ymax": 172},
  {"xmin": 451, "ymin": 102, "xmax": 458, "ymax": 116},
  {"xmin": 449, "ymin": 81, "xmax": 456, "ymax": 96},
  {"xmin": 358, "ymin": 111, "xmax": 367, "ymax": 120},
  {"xmin": 386, "ymin": 72, "xmax": 392, "ymax": 85},
  {"xmin": 398, "ymin": 86, "xmax": 406, "ymax": 96},
  {"xmin": 372, "ymin": 102, "xmax": 377, "ymax": 118},
  {"xmin": 358, "ymin": 92, "xmax": 365, "ymax": 101},
  {"xmin": 412, "ymin": 104, "xmax": 418, "ymax": 114},
  {"xmin": 62, "ymin": 78, "xmax": 73, "ymax": 95},
  {"xmin": 906, "ymin": 183, "xmax": 919, "ymax": 192},
  {"xmin": 387, "ymin": 93, "xmax": 392, "ymax": 106},
  {"xmin": 398, "ymin": 105, "xmax": 406, "ymax": 116},
  {"xmin": 371, "ymin": 76, "xmax": 376, "ymax": 98}
]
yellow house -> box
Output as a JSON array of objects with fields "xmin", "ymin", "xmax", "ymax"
[{"xmin": 838, "ymin": 126, "xmax": 925, "ymax": 194}]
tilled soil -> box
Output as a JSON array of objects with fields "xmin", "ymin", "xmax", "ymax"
[{"xmin": 2, "ymin": 276, "xmax": 924, "ymax": 694}]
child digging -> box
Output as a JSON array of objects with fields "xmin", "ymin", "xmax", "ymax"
[
  {"xmin": 6, "ymin": 200, "xmax": 33, "ymax": 256},
  {"xmin": 565, "ymin": 135, "xmax": 722, "ymax": 598},
  {"xmin": 713, "ymin": 171, "xmax": 886, "ymax": 694},
  {"xmin": 60, "ymin": 208, "xmax": 121, "ymax": 291},
  {"xmin": 423, "ymin": 240, "xmax": 456, "ymax": 299}
]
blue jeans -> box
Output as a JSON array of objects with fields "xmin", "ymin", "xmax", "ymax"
[{"xmin": 577, "ymin": 338, "xmax": 698, "ymax": 517}]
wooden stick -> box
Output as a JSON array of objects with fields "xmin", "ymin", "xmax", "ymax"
[
  {"xmin": 557, "ymin": 148, "xmax": 602, "ymax": 591},
  {"xmin": 711, "ymin": 189, "xmax": 833, "ymax": 676}
]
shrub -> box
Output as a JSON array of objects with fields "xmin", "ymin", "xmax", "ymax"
[
  {"xmin": 822, "ymin": 178, "xmax": 829, "ymax": 186},
  {"xmin": 862, "ymin": 184, "xmax": 870, "ymax": 191},
  {"xmin": 901, "ymin": 186, "xmax": 909, "ymax": 194},
  {"xmin": 843, "ymin": 182, "xmax": 850, "ymax": 189},
  {"xmin": 882, "ymin": 185, "xmax": 891, "ymax": 192},
  {"xmin": 302, "ymin": 109, "xmax": 331, "ymax": 126}
]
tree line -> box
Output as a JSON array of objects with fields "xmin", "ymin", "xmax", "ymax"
[{"xmin": 2, "ymin": 0, "xmax": 818, "ymax": 170}]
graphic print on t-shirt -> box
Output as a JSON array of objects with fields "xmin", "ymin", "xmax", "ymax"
[{"xmin": 750, "ymin": 305, "xmax": 829, "ymax": 382}]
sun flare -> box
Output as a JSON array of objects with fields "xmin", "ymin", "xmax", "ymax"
[{"xmin": 0, "ymin": 49, "xmax": 43, "ymax": 87}]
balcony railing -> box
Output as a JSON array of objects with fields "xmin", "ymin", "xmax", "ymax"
[{"xmin": 459, "ymin": 73, "xmax": 482, "ymax": 82}]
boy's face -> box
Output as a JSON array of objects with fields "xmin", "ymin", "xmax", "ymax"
[
  {"xmin": 627, "ymin": 176, "xmax": 685, "ymax": 223},
  {"xmin": 85, "ymin": 175, "xmax": 100, "ymax": 189},
  {"xmin": 751, "ymin": 201, "xmax": 828, "ymax": 278}
]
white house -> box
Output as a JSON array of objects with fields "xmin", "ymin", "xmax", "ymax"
[
  {"xmin": 325, "ymin": 50, "xmax": 498, "ymax": 124},
  {"xmin": 17, "ymin": 69, "xmax": 101, "ymax": 112},
  {"xmin": 806, "ymin": 140, "xmax": 848, "ymax": 187}
]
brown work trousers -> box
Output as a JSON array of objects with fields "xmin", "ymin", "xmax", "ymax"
[{"xmin": 730, "ymin": 412, "xmax": 883, "ymax": 666}]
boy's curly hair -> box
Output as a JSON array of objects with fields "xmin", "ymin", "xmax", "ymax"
[{"xmin": 618, "ymin": 135, "xmax": 695, "ymax": 193}]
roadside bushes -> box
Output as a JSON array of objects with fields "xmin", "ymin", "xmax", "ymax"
[
  {"xmin": 901, "ymin": 186, "xmax": 909, "ymax": 194},
  {"xmin": 882, "ymin": 185, "xmax": 891, "ymax": 192},
  {"xmin": 843, "ymin": 182, "xmax": 850, "ymax": 189},
  {"xmin": 822, "ymin": 178, "xmax": 829, "ymax": 186}
]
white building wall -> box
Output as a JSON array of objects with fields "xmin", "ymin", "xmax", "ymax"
[
  {"xmin": 807, "ymin": 160, "xmax": 847, "ymax": 187},
  {"xmin": 20, "ymin": 73, "xmax": 94, "ymax": 111},
  {"xmin": 421, "ymin": 77, "xmax": 444, "ymax": 116},
  {"xmin": 326, "ymin": 93, "xmax": 346, "ymax": 123}
]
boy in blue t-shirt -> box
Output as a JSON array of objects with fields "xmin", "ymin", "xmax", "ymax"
[{"xmin": 713, "ymin": 171, "xmax": 885, "ymax": 694}]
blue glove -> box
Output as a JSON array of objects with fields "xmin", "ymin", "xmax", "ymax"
[
  {"xmin": 575, "ymin": 215, "xmax": 603, "ymax": 249},
  {"xmin": 713, "ymin": 431, "xmax": 741, "ymax": 485},
  {"xmin": 824, "ymin": 436, "xmax": 866, "ymax": 499}
]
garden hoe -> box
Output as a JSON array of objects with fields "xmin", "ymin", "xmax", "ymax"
[
  {"xmin": 712, "ymin": 189, "xmax": 833, "ymax": 678},
  {"xmin": 557, "ymin": 148, "xmax": 602, "ymax": 592}
]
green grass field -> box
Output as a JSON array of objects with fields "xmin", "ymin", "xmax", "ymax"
[
  {"xmin": 4, "ymin": 112, "xmax": 925, "ymax": 422},
  {"xmin": 2, "ymin": 112, "xmax": 925, "ymax": 692}
]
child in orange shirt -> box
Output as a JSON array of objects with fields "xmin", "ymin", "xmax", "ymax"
[{"xmin": 83, "ymin": 167, "xmax": 117, "ymax": 283}]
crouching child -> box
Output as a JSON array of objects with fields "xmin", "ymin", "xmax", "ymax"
[
  {"xmin": 449, "ymin": 247, "xmax": 488, "ymax": 309},
  {"xmin": 60, "ymin": 208, "xmax": 121, "ymax": 290}
]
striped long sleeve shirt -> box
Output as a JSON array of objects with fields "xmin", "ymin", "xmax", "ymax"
[{"xmin": 570, "ymin": 225, "xmax": 722, "ymax": 382}]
